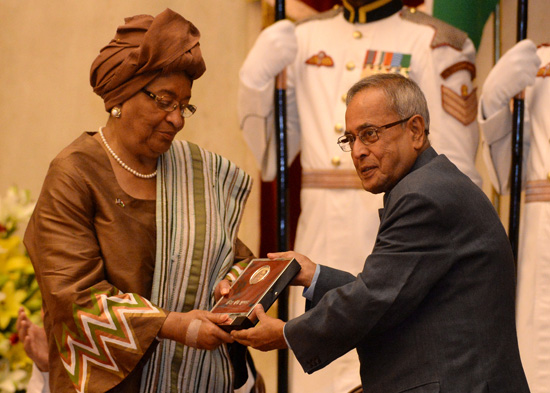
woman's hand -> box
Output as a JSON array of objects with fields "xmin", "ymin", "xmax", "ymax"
[
  {"xmin": 267, "ymin": 251, "xmax": 317, "ymax": 288},
  {"xmin": 159, "ymin": 310, "xmax": 234, "ymax": 350},
  {"xmin": 214, "ymin": 279, "xmax": 232, "ymax": 302},
  {"xmin": 16, "ymin": 307, "xmax": 49, "ymax": 372}
]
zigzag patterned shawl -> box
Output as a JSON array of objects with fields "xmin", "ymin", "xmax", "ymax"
[{"xmin": 140, "ymin": 140, "xmax": 252, "ymax": 392}]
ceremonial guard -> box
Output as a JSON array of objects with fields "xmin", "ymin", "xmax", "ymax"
[
  {"xmin": 478, "ymin": 39, "xmax": 550, "ymax": 393},
  {"xmin": 238, "ymin": 1, "xmax": 481, "ymax": 391}
]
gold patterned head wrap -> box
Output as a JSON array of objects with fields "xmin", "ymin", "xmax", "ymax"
[{"xmin": 90, "ymin": 8, "xmax": 206, "ymax": 111}]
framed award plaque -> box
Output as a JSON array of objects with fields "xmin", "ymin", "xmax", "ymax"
[{"xmin": 211, "ymin": 258, "xmax": 301, "ymax": 331}]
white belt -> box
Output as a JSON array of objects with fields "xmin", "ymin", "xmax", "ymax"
[
  {"xmin": 525, "ymin": 180, "xmax": 550, "ymax": 203},
  {"xmin": 301, "ymin": 169, "xmax": 363, "ymax": 189}
]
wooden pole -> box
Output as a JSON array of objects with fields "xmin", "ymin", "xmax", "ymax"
[
  {"xmin": 508, "ymin": 0, "xmax": 528, "ymax": 264},
  {"xmin": 274, "ymin": 1, "xmax": 290, "ymax": 392},
  {"xmin": 491, "ymin": 2, "xmax": 501, "ymax": 211}
]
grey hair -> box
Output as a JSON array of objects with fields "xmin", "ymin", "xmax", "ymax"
[{"xmin": 346, "ymin": 73, "xmax": 430, "ymax": 133}]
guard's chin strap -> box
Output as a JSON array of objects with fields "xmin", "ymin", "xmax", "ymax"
[{"xmin": 342, "ymin": 0, "xmax": 403, "ymax": 24}]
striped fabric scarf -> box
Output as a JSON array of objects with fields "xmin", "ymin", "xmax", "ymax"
[{"xmin": 140, "ymin": 141, "xmax": 252, "ymax": 392}]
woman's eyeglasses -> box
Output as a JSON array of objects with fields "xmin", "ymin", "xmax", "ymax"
[{"xmin": 141, "ymin": 89, "xmax": 197, "ymax": 118}]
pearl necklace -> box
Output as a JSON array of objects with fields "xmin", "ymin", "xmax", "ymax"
[{"xmin": 98, "ymin": 127, "xmax": 157, "ymax": 179}]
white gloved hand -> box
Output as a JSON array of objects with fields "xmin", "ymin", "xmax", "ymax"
[
  {"xmin": 240, "ymin": 19, "xmax": 298, "ymax": 89},
  {"xmin": 481, "ymin": 39, "xmax": 541, "ymax": 118}
]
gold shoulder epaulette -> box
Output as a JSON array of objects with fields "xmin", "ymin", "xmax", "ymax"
[
  {"xmin": 296, "ymin": 6, "xmax": 342, "ymax": 26},
  {"xmin": 400, "ymin": 7, "xmax": 468, "ymax": 51},
  {"xmin": 536, "ymin": 44, "xmax": 550, "ymax": 77}
]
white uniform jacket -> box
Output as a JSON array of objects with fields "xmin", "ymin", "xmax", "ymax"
[{"xmin": 479, "ymin": 44, "xmax": 550, "ymax": 393}]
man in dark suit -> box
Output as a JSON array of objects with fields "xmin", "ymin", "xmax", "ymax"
[{"xmin": 232, "ymin": 73, "xmax": 530, "ymax": 392}]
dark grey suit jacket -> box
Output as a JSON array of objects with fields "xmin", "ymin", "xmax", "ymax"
[{"xmin": 285, "ymin": 147, "xmax": 529, "ymax": 393}]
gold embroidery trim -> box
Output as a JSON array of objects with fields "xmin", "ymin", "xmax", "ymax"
[
  {"xmin": 441, "ymin": 85, "xmax": 477, "ymax": 125},
  {"xmin": 536, "ymin": 62, "xmax": 550, "ymax": 77},
  {"xmin": 440, "ymin": 61, "xmax": 476, "ymax": 81},
  {"xmin": 344, "ymin": 0, "xmax": 393, "ymax": 23}
]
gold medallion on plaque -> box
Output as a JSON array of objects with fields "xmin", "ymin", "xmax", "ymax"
[{"xmin": 249, "ymin": 265, "xmax": 271, "ymax": 285}]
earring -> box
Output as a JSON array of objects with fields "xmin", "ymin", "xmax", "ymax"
[{"xmin": 111, "ymin": 107, "xmax": 122, "ymax": 118}]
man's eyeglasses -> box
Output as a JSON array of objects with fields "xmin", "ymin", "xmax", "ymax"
[
  {"xmin": 141, "ymin": 89, "xmax": 197, "ymax": 118},
  {"xmin": 337, "ymin": 116, "xmax": 413, "ymax": 152}
]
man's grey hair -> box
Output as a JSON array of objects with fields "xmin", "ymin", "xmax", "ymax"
[{"xmin": 346, "ymin": 73, "xmax": 430, "ymax": 133}]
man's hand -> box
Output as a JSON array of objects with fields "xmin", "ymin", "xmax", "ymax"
[
  {"xmin": 231, "ymin": 305, "xmax": 288, "ymax": 351},
  {"xmin": 268, "ymin": 251, "xmax": 317, "ymax": 288}
]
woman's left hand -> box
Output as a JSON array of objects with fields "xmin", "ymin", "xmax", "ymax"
[{"xmin": 214, "ymin": 279, "xmax": 232, "ymax": 301}]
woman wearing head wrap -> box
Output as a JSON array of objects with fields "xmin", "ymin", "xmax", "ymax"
[{"xmin": 24, "ymin": 9, "xmax": 255, "ymax": 393}]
